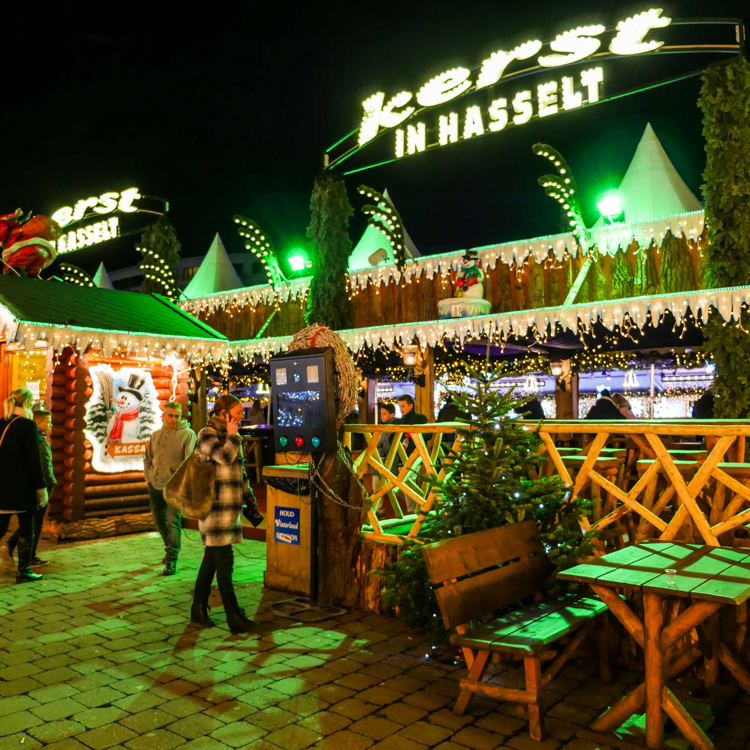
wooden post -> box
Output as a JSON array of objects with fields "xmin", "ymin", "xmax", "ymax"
[
  {"xmin": 415, "ymin": 345, "xmax": 434, "ymax": 421},
  {"xmin": 360, "ymin": 377, "xmax": 376, "ymax": 424},
  {"xmin": 192, "ymin": 367, "xmax": 207, "ymax": 433},
  {"xmin": 644, "ymin": 592, "xmax": 665, "ymax": 749},
  {"xmin": 554, "ymin": 362, "xmax": 575, "ymax": 420}
]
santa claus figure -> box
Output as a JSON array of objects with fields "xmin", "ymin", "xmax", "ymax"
[{"xmin": 0, "ymin": 209, "xmax": 62, "ymax": 276}]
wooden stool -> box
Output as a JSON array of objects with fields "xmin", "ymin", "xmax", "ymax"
[{"xmin": 244, "ymin": 437, "xmax": 264, "ymax": 483}]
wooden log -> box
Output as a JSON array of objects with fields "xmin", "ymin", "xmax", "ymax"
[
  {"xmin": 84, "ymin": 482, "xmax": 148, "ymax": 498},
  {"xmin": 643, "ymin": 591, "xmax": 664, "ymax": 749},
  {"xmin": 718, "ymin": 642, "xmax": 750, "ymax": 693},
  {"xmin": 524, "ymin": 657, "xmax": 545, "ymax": 740},
  {"xmin": 82, "ymin": 472, "xmax": 143, "ymax": 485},
  {"xmin": 84, "ymin": 495, "xmax": 150, "ymax": 511},
  {"xmin": 661, "ymin": 687, "xmax": 713, "ymax": 750},
  {"xmin": 591, "ymin": 585, "xmax": 645, "ymax": 648},
  {"xmin": 660, "ymin": 600, "xmax": 722, "ymax": 651}
]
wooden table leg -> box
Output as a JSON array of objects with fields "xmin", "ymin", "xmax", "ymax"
[
  {"xmin": 662, "ymin": 686, "xmax": 714, "ymax": 750},
  {"xmin": 643, "ymin": 592, "xmax": 665, "ymax": 749},
  {"xmin": 702, "ymin": 612, "xmax": 720, "ymax": 691}
]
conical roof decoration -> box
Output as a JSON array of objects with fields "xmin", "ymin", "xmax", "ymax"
[
  {"xmin": 184, "ymin": 234, "xmax": 243, "ymax": 298},
  {"xmin": 93, "ymin": 262, "xmax": 114, "ymax": 290},
  {"xmin": 595, "ymin": 123, "xmax": 702, "ymax": 227},
  {"xmin": 348, "ymin": 189, "xmax": 420, "ymax": 271}
]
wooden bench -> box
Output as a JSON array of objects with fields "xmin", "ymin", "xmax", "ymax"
[{"xmin": 421, "ymin": 520, "xmax": 610, "ymax": 740}]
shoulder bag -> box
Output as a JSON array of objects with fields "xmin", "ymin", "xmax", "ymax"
[
  {"xmin": 164, "ymin": 451, "xmax": 215, "ymax": 520},
  {"xmin": 0, "ymin": 417, "xmax": 19, "ymax": 449}
]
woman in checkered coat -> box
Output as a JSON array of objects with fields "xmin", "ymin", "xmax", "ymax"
[{"xmin": 191, "ymin": 394, "xmax": 256, "ymax": 634}]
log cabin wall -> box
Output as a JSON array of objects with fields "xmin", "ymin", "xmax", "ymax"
[
  {"xmin": 190, "ymin": 230, "xmax": 708, "ymax": 341},
  {"xmin": 47, "ymin": 349, "xmax": 191, "ymax": 522}
]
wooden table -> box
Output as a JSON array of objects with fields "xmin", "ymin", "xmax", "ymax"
[{"xmin": 558, "ymin": 542, "xmax": 750, "ymax": 750}]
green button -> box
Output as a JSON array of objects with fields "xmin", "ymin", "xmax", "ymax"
[{"xmin": 280, "ymin": 435, "xmax": 288, "ymax": 447}]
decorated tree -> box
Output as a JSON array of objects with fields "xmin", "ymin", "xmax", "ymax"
[
  {"xmin": 306, "ymin": 174, "xmax": 353, "ymax": 330},
  {"xmin": 138, "ymin": 217, "xmax": 181, "ymax": 298},
  {"xmin": 699, "ymin": 58, "xmax": 750, "ymax": 417},
  {"xmin": 378, "ymin": 366, "xmax": 595, "ymax": 642}
]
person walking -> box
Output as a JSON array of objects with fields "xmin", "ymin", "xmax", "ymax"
[
  {"xmin": 1, "ymin": 409, "xmax": 56, "ymax": 570},
  {"xmin": 190, "ymin": 394, "xmax": 257, "ymax": 634},
  {"xmin": 0, "ymin": 389, "xmax": 47, "ymax": 583},
  {"xmin": 144, "ymin": 401, "xmax": 197, "ymax": 576}
]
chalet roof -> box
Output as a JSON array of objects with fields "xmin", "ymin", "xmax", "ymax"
[
  {"xmin": 0, "ymin": 275, "xmax": 226, "ymax": 360},
  {"xmin": 348, "ymin": 189, "xmax": 420, "ymax": 271},
  {"xmin": 184, "ymin": 234, "xmax": 243, "ymax": 298},
  {"xmin": 93, "ymin": 263, "xmax": 115, "ymax": 290},
  {"xmin": 594, "ymin": 123, "xmax": 702, "ymax": 227}
]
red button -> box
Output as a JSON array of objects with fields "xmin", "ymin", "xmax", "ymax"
[{"xmin": 295, "ymin": 436, "xmax": 304, "ymax": 448}]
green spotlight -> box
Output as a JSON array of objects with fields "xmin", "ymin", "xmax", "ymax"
[
  {"xmin": 288, "ymin": 251, "xmax": 307, "ymax": 272},
  {"xmin": 597, "ymin": 193, "xmax": 623, "ymax": 221}
]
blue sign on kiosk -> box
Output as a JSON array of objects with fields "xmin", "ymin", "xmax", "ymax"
[{"xmin": 274, "ymin": 506, "xmax": 300, "ymax": 545}]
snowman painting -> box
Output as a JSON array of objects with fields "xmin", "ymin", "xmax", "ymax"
[
  {"xmin": 84, "ymin": 365, "xmax": 161, "ymax": 473},
  {"xmin": 107, "ymin": 374, "xmax": 145, "ymax": 443}
]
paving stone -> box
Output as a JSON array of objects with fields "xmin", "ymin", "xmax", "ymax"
[
  {"xmin": 451, "ymin": 726, "xmax": 506, "ymax": 750},
  {"xmin": 0, "ymin": 734, "xmax": 43, "ymax": 750},
  {"xmin": 121, "ymin": 729, "xmax": 184, "ymax": 750},
  {"xmin": 27, "ymin": 720, "xmax": 85, "ymax": 744},
  {"xmin": 560, "ymin": 740, "xmax": 615, "ymax": 750},
  {"xmin": 114, "ymin": 692, "xmax": 167, "ymax": 713},
  {"xmin": 547, "ymin": 701, "xmax": 599, "ymax": 725},
  {"xmin": 507, "ymin": 734, "xmax": 561, "ymax": 750},
  {"xmin": 476, "ymin": 713, "xmax": 526, "ymax": 736},
  {"xmin": 355, "ymin": 686, "xmax": 404, "ymax": 707},
  {"xmin": 237, "ymin": 687, "xmax": 287, "ymax": 709},
  {"xmin": 298, "ymin": 710, "xmax": 351, "ymax": 736},
  {"xmin": 74, "ymin": 686, "xmax": 126, "ymax": 708},
  {"xmin": 263, "ymin": 724, "xmax": 320, "ymax": 749},
  {"xmin": 0, "ymin": 710, "xmax": 43, "ymax": 737},
  {"xmin": 315, "ymin": 729, "xmax": 375, "ymax": 749},
  {"xmin": 203, "ymin": 700, "xmax": 257, "ymax": 724},
  {"xmin": 397, "ymin": 720, "xmax": 453, "ymax": 746},
  {"xmin": 160, "ymin": 695, "xmax": 212, "ymax": 718},
  {"xmin": 380, "ymin": 702, "xmax": 428, "ymax": 725},
  {"xmin": 168, "ymin": 713, "xmax": 223, "ymax": 739},
  {"xmin": 77, "ymin": 723, "xmax": 139, "ymax": 749},
  {"xmin": 0, "ymin": 676, "xmax": 43, "ymax": 696},
  {"xmin": 30, "ymin": 697, "xmax": 86, "ymax": 722},
  {"xmin": 545, "ymin": 718, "xmax": 579, "ymax": 741},
  {"xmin": 368, "ymin": 737, "xmax": 426, "ymax": 750},
  {"xmin": 330, "ymin": 698, "xmax": 379, "ymax": 720},
  {"xmin": 278, "ymin": 693, "xmax": 330, "ymax": 717},
  {"xmin": 427, "ymin": 707, "xmax": 474, "ymax": 730},
  {"xmin": 28, "ymin": 741, "xmax": 82, "ymax": 750},
  {"xmin": 348, "ymin": 715, "xmax": 406, "ymax": 741},
  {"xmin": 211, "ymin": 721, "xmax": 267, "ymax": 748},
  {"xmin": 403, "ymin": 690, "xmax": 452, "ymax": 711},
  {"xmin": 72, "ymin": 707, "xmax": 128, "ymax": 729},
  {"xmin": 248, "ymin": 706, "xmax": 297, "ymax": 731},
  {"xmin": 0, "ymin": 695, "xmax": 40, "ymax": 717}
]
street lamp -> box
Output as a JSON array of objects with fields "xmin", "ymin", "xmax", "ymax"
[
  {"xmin": 597, "ymin": 193, "xmax": 624, "ymax": 224},
  {"xmin": 288, "ymin": 252, "xmax": 307, "ymax": 272}
]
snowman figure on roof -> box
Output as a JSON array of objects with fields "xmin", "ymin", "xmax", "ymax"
[
  {"xmin": 107, "ymin": 374, "xmax": 145, "ymax": 442},
  {"xmin": 437, "ymin": 249, "xmax": 492, "ymax": 319}
]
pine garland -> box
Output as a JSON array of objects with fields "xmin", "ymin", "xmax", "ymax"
[
  {"xmin": 377, "ymin": 366, "xmax": 595, "ymax": 642},
  {"xmin": 306, "ymin": 174, "xmax": 353, "ymax": 330},
  {"xmin": 699, "ymin": 58, "xmax": 750, "ymax": 417},
  {"xmin": 138, "ymin": 218, "xmax": 181, "ymax": 299}
]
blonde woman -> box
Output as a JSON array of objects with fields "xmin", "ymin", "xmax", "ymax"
[{"xmin": 0, "ymin": 389, "xmax": 47, "ymax": 583}]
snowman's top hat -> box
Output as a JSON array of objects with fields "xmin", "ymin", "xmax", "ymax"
[{"xmin": 118, "ymin": 373, "xmax": 146, "ymax": 401}]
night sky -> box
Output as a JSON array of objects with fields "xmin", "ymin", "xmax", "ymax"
[{"xmin": 2, "ymin": 1, "xmax": 748, "ymax": 277}]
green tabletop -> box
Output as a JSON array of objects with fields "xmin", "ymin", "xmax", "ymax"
[{"xmin": 558, "ymin": 542, "xmax": 750, "ymax": 604}]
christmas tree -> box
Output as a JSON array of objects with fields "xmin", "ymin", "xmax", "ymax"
[
  {"xmin": 138, "ymin": 217, "xmax": 181, "ymax": 298},
  {"xmin": 378, "ymin": 365, "xmax": 595, "ymax": 642},
  {"xmin": 306, "ymin": 174, "xmax": 353, "ymax": 330}
]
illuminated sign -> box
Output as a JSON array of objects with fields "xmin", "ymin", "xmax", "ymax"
[
  {"xmin": 51, "ymin": 187, "xmax": 141, "ymax": 255},
  {"xmin": 325, "ymin": 8, "xmax": 750, "ymax": 173},
  {"xmin": 394, "ymin": 67, "xmax": 603, "ymax": 158},
  {"xmin": 356, "ymin": 9, "xmax": 670, "ymax": 155},
  {"xmin": 52, "ymin": 188, "xmax": 141, "ymax": 227},
  {"xmin": 57, "ymin": 217, "xmax": 119, "ymax": 255}
]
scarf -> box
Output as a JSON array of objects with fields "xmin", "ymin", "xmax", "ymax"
[{"xmin": 109, "ymin": 407, "xmax": 139, "ymax": 440}]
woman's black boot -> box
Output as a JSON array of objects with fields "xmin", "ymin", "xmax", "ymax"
[
  {"xmin": 225, "ymin": 607, "xmax": 255, "ymax": 634},
  {"xmin": 16, "ymin": 538, "xmax": 42, "ymax": 583},
  {"xmin": 190, "ymin": 601, "xmax": 214, "ymax": 627}
]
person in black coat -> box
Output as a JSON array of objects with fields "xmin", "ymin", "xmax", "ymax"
[
  {"xmin": 516, "ymin": 396, "xmax": 545, "ymax": 420},
  {"xmin": 585, "ymin": 389, "xmax": 627, "ymax": 420},
  {"xmin": 692, "ymin": 390, "xmax": 715, "ymax": 419},
  {"xmin": 0, "ymin": 389, "xmax": 48, "ymax": 583}
]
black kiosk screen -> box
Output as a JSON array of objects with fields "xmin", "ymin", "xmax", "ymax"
[{"xmin": 276, "ymin": 391, "xmax": 323, "ymax": 428}]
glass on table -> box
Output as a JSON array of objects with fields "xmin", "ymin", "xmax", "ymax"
[{"xmin": 665, "ymin": 568, "xmax": 677, "ymax": 588}]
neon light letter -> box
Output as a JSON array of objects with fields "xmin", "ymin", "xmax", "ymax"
[
  {"xmin": 463, "ymin": 106, "xmax": 485, "ymax": 139},
  {"xmin": 610, "ymin": 9, "xmax": 671, "ymax": 55},
  {"xmin": 580, "ymin": 67, "xmax": 604, "ymax": 103},
  {"xmin": 416, "ymin": 68, "xmax": 472, "ymax": 107},
  {"xmin": 512, "ymin": 91, "xmax": 533, "ymax": 125},
  {"xmin": 538, "ymin": 25, "xmax": 605, "ymax": 67},
  {"xmin": 476, "ymin": 40, "xmax": 542, "ymax": 89},
  {"xmin": 488, "ymin": 98, "xmax": 508, "ymax": 131},
  {"xmin": 537, "ymin": 82, "xmax": 558, "ymax": 117},
  {"xmin": 358, "ymin": 92, "xmax": 415, "ymax": 146},
  {"xmin": 406, "ymin": 123, "xmax": 426, "ymax": 154},
  {"xmin": 561, "ymin": 77, "xmax": 582, "ymax": 109},
  {"xmin": 439, "ymin": 113, "xmax": 459, "ymax": 145}
]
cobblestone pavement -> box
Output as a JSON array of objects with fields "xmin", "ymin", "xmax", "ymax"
[{"xmin": 1, "ymin": 533, "xmax": 748, "ymax": 750}]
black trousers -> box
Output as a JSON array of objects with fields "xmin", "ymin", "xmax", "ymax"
[
  {"xmin": 7, "ymin": 506, "xmax": 46, "ymax": 558},
  {"xmin": 0, "ymin": 512, "xmax": 34, "ymax": 553},
  {"xmin": 194, "ymin": 545, "xmax": 239, "ymax": 611},
  {"xmin": 147, "ymin": 485, "xmax": 182, "ymax": 563}
]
